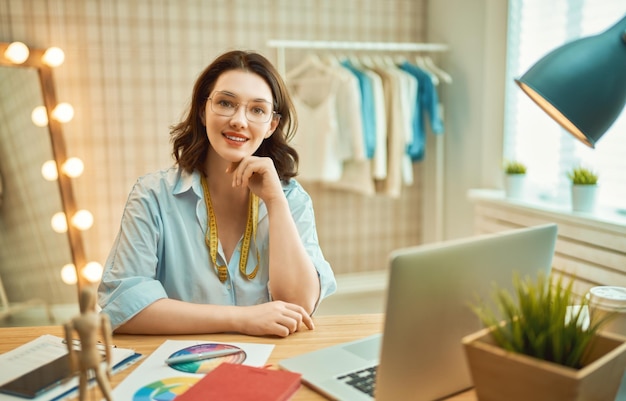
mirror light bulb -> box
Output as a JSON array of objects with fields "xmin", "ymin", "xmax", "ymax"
[
  {"xmin": 72, "ymin": 209, "xmax": 93, "ymax": 230},
  {"xmin": 31, "ymin": 106, "xmax": 49, "ymax": 127},
  {"xmin": 41, "ymin": 160, "xmax": 58, "ymax": 181},
  {"xmin": 61, "ymin": 263, "xmax": 77, "ymax": 285},
  {"xmin": 42, "ymin": 46, "xmax": 65, "ymax": 67},
  {"xmin": 62, "ymin": 157, "xmax": 84, "ymax": 178},
  {"xmin": 82, "ymin": 261, "xmax": 103, "ymax": 283},
  {"xmin": 52, "ymin": 102, "xmax": 74, "ymax": 123},
  {"xmin": 51, "ymin": 212, "xmax": 68, "ymax": 233},
  {"xmin": 4, "ymin": 41, "xmax": 29, "ymax": 64}
]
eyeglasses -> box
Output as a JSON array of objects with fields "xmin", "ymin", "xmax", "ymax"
[{"xmin": 207, "ymin": 91, "xmax": 279, "ymax": 123}]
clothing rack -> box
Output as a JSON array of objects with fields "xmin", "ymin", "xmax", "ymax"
[
  {"xmin": 266, "ymin": 39, "xmax": 449, "ymax": 76},
  {"xmin": 267, "ymin": 39, "xmax": 449, "ymax": 242}
]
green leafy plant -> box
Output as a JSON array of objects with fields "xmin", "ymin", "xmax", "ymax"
[
  {"xmin": 503, "ymin": 160, "xmax": 527, "ymax": 175},
  {"xmin": 568, "ymin": 166, "xmax": 598, "ymax": 185},
  {"xmin": 471, "ymin": 273, "xmax": 613, "ymax": 369}
]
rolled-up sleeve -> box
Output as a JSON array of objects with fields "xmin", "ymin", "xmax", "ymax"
[{"xmin": 98, "ymin": 178, "xmax": 168, "ymax": 330}]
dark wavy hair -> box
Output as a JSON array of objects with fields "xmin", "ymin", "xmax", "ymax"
[{"xmin": 170, "ymin": 50, "xmax": 299, "ymax": 181}]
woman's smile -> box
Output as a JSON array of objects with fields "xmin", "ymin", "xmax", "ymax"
[{"xmin": 223, "ymin": 131, "xmax": 249, "ymax": 144}]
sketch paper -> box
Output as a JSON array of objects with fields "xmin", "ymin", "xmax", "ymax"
[{"xmin": 112, "ymin": 339, "xmax": 274, "ymax": 400}]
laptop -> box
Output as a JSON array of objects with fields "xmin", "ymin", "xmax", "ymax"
[{"xmin": 279, "ymin": 223, "xmax": 558, "ymax": 400}]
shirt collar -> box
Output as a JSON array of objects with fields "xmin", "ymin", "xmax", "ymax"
[{"xmin": 173, "ymin": 167, "xmax": 203, "ymax": 198}]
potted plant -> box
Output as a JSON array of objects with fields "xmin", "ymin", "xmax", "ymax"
[
  {"xmin": 463, "ymin": 273, "xmax": 626, "ymax": 401},
  {"xmin": 568, "ymin": 166, "xmax": 598, "ymax": 213},
  {"xmin": 503, "ymin": 160, "xmax": 527, "ymax": 199}
]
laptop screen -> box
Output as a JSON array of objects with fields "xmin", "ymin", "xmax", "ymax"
[{"xmin": 376, "ymin": 223, "xmax": 557, "ymax": 400}]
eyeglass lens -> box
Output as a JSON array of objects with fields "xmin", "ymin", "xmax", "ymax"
[{"xmin": 210, "ymin": 92, "xmax": 273, "ymax": 123}]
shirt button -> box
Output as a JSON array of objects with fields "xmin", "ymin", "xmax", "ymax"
[{"xmin": 226, "ymin": 285, "xmax": 231, "ymax": 290}]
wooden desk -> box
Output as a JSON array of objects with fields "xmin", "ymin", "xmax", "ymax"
[{"xmin": 0, "ymin": 314, "xmax": 475, "ymax": 400}]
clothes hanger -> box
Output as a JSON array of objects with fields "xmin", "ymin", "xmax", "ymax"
[
  {"xmin": 424, "ymin": 56, "xmax": 453, "ymax": 84},
  {"xmin": 393, "ymin": 54, "xmax": 407, "ymax": 65},
  {"xmin": 358, "ymin": 54, "xmax": 376, "ymax": 69},
  {"xmin": 414, "ymin": 55, "xmax": 440, "ymax": 85},
  {"xmin": 382, "ymin": 54, "xmax": 396, "ymax": 67},
  {"xmin": 372, "ymin": 55, "xmax": 386, "ymax": 67},
  {"xmin": 286, "ymin": 52, "xmax": 334, "ymax": 81},
  {"xmin": 320, "ymin": 51, "xmax": 340, "ymax": 67},
  {"xmin": 347, "ymin": 52, "xmax": 362, "ymax": 67}
]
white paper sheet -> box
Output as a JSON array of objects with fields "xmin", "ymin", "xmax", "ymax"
[
  {"xmin": 112, "ymin": 339, "xmax": 274, "ymax": 400},
  {"xmin": 0, "ymin": 335, "xmax": 69, "ymax": 385}
]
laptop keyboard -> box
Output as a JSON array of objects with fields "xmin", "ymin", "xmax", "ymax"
[{"xmin": 337, "ymin": 365, "xmax": 377, "ymax": 397}]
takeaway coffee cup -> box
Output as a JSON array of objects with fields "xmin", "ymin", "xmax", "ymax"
[{"xmin": 587, "ymin": 286, "xmax": 626, "ymax": 336}]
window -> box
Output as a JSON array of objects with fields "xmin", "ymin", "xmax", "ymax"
[{"xmin": 503, "ymin": 0, "xmax": 626, "ymax": 213}]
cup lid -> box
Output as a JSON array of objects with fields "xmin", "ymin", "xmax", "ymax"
[{"xmin": 588, "ymin": 286, "xmax": 626, "ymax": 310}]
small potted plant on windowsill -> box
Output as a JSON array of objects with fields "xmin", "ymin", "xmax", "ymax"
[
  {"xmin": 503, "ymin": 160, "xmax": 527, "ymax": 199},
  {"xmin": 462, "ymin": 273, "xmax": 626, "ymax": 401},
  {"xmin": 568, "ymin": 166, "xmax": 599, "ymax": 213}
]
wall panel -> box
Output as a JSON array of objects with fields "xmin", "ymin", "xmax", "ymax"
[
  {"xmin": 471, "ymin": 190, "xmax": 626, "ymax": 297},
  {"xmin": 0, "ymin": 0, "xmax": 429, "ymax": 301}
]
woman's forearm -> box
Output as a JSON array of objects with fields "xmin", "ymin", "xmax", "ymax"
[
  {"xmin": 114, "ymin": 297, "xmax": 315, "ymax": 337},
  {"xmin": 114, "ymin": 298, "xmax": 240, "ymax": 335},
  {"xmin": 265, "ymin": 198, "xmax": 320, "ymax": 314}
]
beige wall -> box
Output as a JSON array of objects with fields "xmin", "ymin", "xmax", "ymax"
[
  {"xmin": 425, "ymin": 0, "xmax": 508, "ymax": 241},
  {"xmin": 0, "ymin": 0, "xmax": 435, "ymax": 303}
]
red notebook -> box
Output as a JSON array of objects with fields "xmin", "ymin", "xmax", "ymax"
[{"xmin": 175, "ymin": 362, "xmax": 302, "ymax": 401}]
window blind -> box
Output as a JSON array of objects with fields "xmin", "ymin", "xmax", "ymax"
[{"xmin": 503, "ymin": 0, "xmax": 626, "ymax": 212}]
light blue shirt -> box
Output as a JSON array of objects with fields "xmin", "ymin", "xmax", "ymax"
[
  {"xmin": 98, "ymin": 166, "xmax": 337, "ymax": 330},
  {"xmin": 399, "ymin": 61, "xmax": 444, "ymax": 161},
  {"xmin": 341, "ymin": 60, "xmax": 377, "ymax": 159}
]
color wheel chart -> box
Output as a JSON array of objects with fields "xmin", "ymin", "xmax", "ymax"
[
  {"xmin": 166, "ymin": 343, "xmax": 246, "ymax": 374},
  {"xmin": 133, "ymin": 377, "xmax": 199, "ymax": 401},
  {"xmin": 113, "ymin": 339, "xmax": 273, "ymax": 401}
]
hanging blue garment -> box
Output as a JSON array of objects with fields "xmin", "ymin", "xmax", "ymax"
[
  {"xmin": 341, "ymin": 60, "xmax": 377, "ymax": 160},
  {"xmin": 399, "ymin": 61, "xmax": 444, "ymax": 161}
]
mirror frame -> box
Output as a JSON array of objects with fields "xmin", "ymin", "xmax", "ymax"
[{"xmin": 0, "ymin": 42, "xmax": 87, "ymax": 296}]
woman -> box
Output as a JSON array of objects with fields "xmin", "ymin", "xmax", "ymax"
[{"xmin": 98, "ymin": 50, "xmax": 336, "ymax": 337}]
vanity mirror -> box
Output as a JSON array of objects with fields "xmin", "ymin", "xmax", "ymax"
[{"xmin": 0, "ymin": 42, "xmax": 88, "ymax": 319}]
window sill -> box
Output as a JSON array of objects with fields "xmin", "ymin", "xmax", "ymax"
[{"xmin": 467, "ymin": 189, "xmax": 626, "ymax": 234}]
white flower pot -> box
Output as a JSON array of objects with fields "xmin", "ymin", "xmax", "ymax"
[
  {"xmin": 505, "ymin": 174, "xmax": 525, "ymax": 199},
  {"xmin": 571, "ymin": 185, "xmax": 597, "ymax": 213}
]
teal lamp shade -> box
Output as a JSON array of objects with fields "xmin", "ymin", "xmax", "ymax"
[{"xmin": 515, "ymin": 15, "xmax": 626, "ymax": 148}]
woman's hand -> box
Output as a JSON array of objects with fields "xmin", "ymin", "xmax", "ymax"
[
  {"xmin": 235, "ymin": 301, "xmax": 315, "ymax": 337},
  {"xmin": 227, "ymin": 156, "xmax": 284, "ymax": 204}
]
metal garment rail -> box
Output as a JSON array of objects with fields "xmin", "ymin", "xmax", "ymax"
[
  {"xmin": 266, "ymin": 39, "xmax": 449, "ymax": 76},
  {"xmin": 267, "ymin": 39, "xmax": 449, "ymax": 242}
]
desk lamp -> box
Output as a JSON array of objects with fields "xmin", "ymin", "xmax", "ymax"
[{"xmin": 515, "ymin": 14, "xmax": 626, "ymax": 148}]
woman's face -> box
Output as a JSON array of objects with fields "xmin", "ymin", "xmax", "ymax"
[{"xmin": 202, "ymin": 70, "xmax": 278, "ymax": 164}]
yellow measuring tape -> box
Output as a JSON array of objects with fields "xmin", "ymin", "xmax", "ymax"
[{"xmin": 201, "ymin": 174, "xmax": 259, "ymax": 283}]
